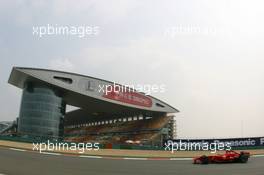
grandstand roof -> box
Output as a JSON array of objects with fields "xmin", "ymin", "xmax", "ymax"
[{"xmin": 9, "ymin": 67, "xmax": 179, "ymax": 123}]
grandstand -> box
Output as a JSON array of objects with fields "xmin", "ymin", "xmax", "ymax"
[
  {"xmin": 7, "ymin": 67, "xmax": 179, "ymax": 146},
  {"xmin": 0, "ymin": 121, "xmax": 15, "ymax": 134},
  {"xmin": 64, "ymin": 114, "xmax": 174, "ymax": 146}
]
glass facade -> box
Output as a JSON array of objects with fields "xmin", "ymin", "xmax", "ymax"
[{"xmin": 18, "ymin": 82, "xmax": 65, "ymax": 139}]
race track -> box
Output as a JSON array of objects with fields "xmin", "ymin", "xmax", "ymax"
[{"xmin": 0, "ymin": 147, "xmax": 263, "ymax": 175}]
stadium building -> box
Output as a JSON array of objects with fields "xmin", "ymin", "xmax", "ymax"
[
  {"xmin": 7, "ymin": 67, "xmax": 179, "ymax": 146},
  {"xmin": 0, "ymin": 122, "xmax": 13, "ymax": 133}
]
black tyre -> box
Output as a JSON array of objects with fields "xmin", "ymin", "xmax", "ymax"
[
  {"xmin": 239, "ymin": 154, "xmax": 249, "ymax": 163},
  {"xmin": 201, "ymin": 155, "xmax": 209, "ymax": 164}
]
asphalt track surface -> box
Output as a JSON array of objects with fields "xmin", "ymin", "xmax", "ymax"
[{"xmin": 0, "ymin": 147, "xmax": 263, "ymax": 175}]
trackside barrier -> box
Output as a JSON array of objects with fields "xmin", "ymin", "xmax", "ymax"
[
  {"xmin": 0, "ymin": 135, "xmax": 163, "ymax": 150},
  {"xmin": 0, "ymin": 135, "xmax": 34, "ymax": 143},
  {"xmin": 109, "ymin": 144, "xmax": 163, "ymax": 150},
  {"xmin": 1, "ymin": 135, "xmax": 264, "ymax": 151}
]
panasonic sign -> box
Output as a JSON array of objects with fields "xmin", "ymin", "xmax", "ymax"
[
  {"xmin": 165, "ymin": 137, "xmax": 264, "ymax": 148},
  {"xmin": 260, "ymin": 138, "xmax": 264, "ymax": 145}
]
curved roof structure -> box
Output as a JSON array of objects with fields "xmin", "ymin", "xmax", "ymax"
[
  {"xmin": 0, "ymin": 122, "xmax": 12, "ymax": 133},
  {"xmin": 8, "ymin": 67, "xmax": 179, "ymax": 124}
]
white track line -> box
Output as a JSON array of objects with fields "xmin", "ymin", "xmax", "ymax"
[
  {"xmin": 170, "ymin": 158, "xmax": 192, "ymax": 161},
  {"xmin": 0, "ymin": 173, "xmax": 7, "ymax": 175},
  {"xmin": 9, "ymin": 148, "xmax": 26, "ymax": 152},
  {"xmin": 8, "ymin": 147, "xmax": 264, "ymax": 160},
  {"xmin": 252, "ymin": 155, "xmax": 264, "ymax": 158},
  {"xmin": 123, "ymin": 157, "xmax": 148, "ymax": 160},
  {"xmin": 79, "ymin": 155, "xmax": 102, "ymax": 159},
  {"xmin": 41, "ymin": 152, "xmax": 61, "ymax": 156}
]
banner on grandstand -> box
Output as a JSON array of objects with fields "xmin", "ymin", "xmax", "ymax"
[
  {"xmin": 103, "ymin": 85, "xmax": 152, "ymax": 107},
  {"xmin": 164, "ymin": 137, "xmax": 264, "ymax": 148}
]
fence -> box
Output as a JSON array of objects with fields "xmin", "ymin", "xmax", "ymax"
[{"xmin": 1, "ymin": 135, "xmax": 264, "ymax": 150}]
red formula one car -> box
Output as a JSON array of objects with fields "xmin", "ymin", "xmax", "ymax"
[{"xmin": 193, "ymin": 150, "xmax": 250, "ymax": 164}]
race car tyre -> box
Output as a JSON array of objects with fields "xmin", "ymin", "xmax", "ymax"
[
  {"xmin": 239, "ymin": 154, "xmax": 249, "ymax": 163},
  {"xmin": 200, "ymin": 155, "xmax": 209, "ymax": 164}
]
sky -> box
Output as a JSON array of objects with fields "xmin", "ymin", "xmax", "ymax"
[{"xmin": 0, "ymin": 0, "xmax": 264, "ymax": 139}]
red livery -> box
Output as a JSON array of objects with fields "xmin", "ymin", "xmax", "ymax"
[
  {"xmin": 193, "ymin": 150, "xmax": 250, "ymax": 164},
  {"xmin": 103, "ymin": 85, "xmax": 152, "ymax": 108}
]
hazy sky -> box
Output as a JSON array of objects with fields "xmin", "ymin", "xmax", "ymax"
[{"xmin": 0, "ymin": 0, "xmax": 264, "ymax": 138}]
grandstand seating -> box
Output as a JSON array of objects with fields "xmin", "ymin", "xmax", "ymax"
[{"xmin": 64, "ymin": 116, "xmax": 171, "ymax": 145}]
